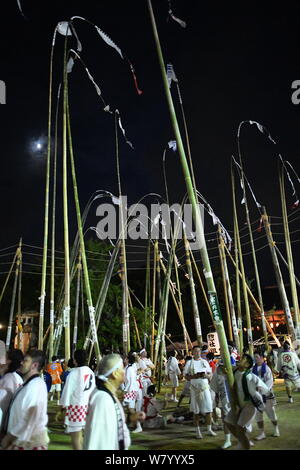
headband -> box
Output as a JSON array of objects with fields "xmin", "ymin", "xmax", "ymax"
[
  {"xmin": 139, "ymin": 348, "xmax": 146, "ymax": 354},
  {"xmin": 98, "ymin": 359, "xmax": 123, "ymax": 382}
]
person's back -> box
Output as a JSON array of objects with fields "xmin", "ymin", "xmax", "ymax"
[{"xmin": 46, "ymin": 358, "xmax": 63, "ymax": 385}]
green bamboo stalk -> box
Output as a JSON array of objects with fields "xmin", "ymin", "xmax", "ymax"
[
  {"xmin": 173, "ymin": 253, "xmax": 189, "ymax": 352},
  {"xmin": 189, "ymin": 249, "xmax": 214, "ymax": 324},
  {"xmin": 236, "ymin": 151, "xmax": 269, "ymax": 351},
  {"xmin": 38, "ymin": 30, "xmax": 56, "ymax": 351},
  {"xmin": 183, "ymin": 233, "xmax": 203, "ymax": 346},
  {"xmin": 147, "ymin": 0, "xmax": 234, "ymax": 387},
  {"xmin": 231, "ymin": 162, "xmax": 253, "ymax": 355},
  {"xmin": 49, "ymin": 84, "xmax": 60, "ymax": 361},
  {"xmin": 218, "ymin": 229, "xmax": 240, "ymax": 350},
  {"xmin": 218, "ymin": 228, "xmax": 233, "ymax": 342},
  {"xmin": 62, "ymin": 31, "xmax": 71, "ymax": 362},
  {"xmin": 72, "ymin": 253, "xmax": 82, "ymax": 356},
  {"xmin": 234, "ymin": 218, "xmax": 243, "ymax": 354},
  {"xmin": 151, "ymin": 240, "xmax": 158, "ymax": 361},
  {"xmin": 279, "ymin": 163, "xmax": 300, "ymax": 340},
  {"xmin": 224, "ymin": 243, "xmax": 280, "ymax": 347},
  {"xmin": 16, "ymin": 248, "xmax": 22, "ymax": 349},
  {"xmin": 6, "ymin": 239, "xmax": 22, "ymax": 351},
  {"xmin": 262, "ymin": 207, "xmax": 296, "ymax": 342},
  {"xmin": 145, "ymin": 238, "xmax": 151, "ymax": 348},
  {"xmin": 66, "ymin": 95, "xmax": 101, "ymax": 363}
]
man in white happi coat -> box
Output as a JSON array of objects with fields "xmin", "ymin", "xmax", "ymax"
[
  {"xmin": 275, "ymin": 341, "xmax": 300, "ymax": 403},
  {"xmin": 59, "ymin": 349, "xmax": 95, "ymax": 450},
  {"xmin": 0, "ymin": 349, "xmax": 23, "ymax": 429},
  {"xmin": 224, "ymin": 354, "xmax": 270, "ymax": 450},
  {"xmin": 139, "ymin": 349, "xmax": 154, "ymax": 396},
  {"xmin": 83, "ymin": 354, "xmax": 145, "ymax": 450},
  {"xmin": 167, "ymin": 350, "xmax": 181, "ymax": 402},
  {"xmin": 252, "ymin": 351, "xmax": 280, "ymax": 440},
  {"xmin": 183, "ymin": 345, "xmax": 216, "ymax": 439},
  {"xmin": 0, "ymin": 349, "xmax": 49, "ymax": 450}
]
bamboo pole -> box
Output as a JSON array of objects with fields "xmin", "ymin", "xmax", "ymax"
[
  {"xmin": 173, "ymin": 254, "xmax": 189, "ymax": 353},
  {"xmin": 38, "ymin": 27, "xmax": 56, "ymax": 351},
  {"xmin": 144, "ymin": 239, "xmax": 151, "ymax": 349},
  {"xmin": 218, "ymin": 229, "xmax": 240, "ymax": 350},
  {"xmin": 62, "ymin": 33, "xmax": 71, "ymax": 362},
  {"xmin": 6, "ymin": 239, "xmax": 22, "ymax": 351},
  {"xmin": 279, "ymin": 163, "xmax": 300, "ymax": 340},
  {"xmin": 72, "ymin": 253, "xmax": 82, "ymax": 356},
  {"xmin": 224, "ymin": 244, "xmax": 280, "ymax": 347},
  {"xmin": 234, "ymin": 221, "xmax": 243, "ymax": 354},
  {"xmin": 66, "ymin": 96, "xmax": 101, "ymax": 362},
  {"xmin": 128, "ymin": 290, "xmax": 142, "ymax": 350},
  {"xmin": 218, "ymin": 228, "xmax": 233, "ymax": 342},
  {"xmin": 183, "ymin": 233, "xmax": 203, "ymax": 346},
  {"xmin": 236, "ymin": 150, "xmax": 269, "ymax": 350},
  {"xmin": 151, "ymin": 240, "xmax": 158, "ymax": 361},
  {"xmin": 189, "ymin": 249, "xmax": 214, "ymax": 323},
  {"xmin": 16, "ymin": 249, "xmax": 22, "ymax": 349},
  {"xmin": 231, "ymin": 163, "xmax": 254, "ymax": 355},
  {"xmin": 49, "ymin": 84, "xmax": 60, "ymax": 361},
  {"xmin": 261, "ymin": 206, "xmax": 296, "ymax": 342}
]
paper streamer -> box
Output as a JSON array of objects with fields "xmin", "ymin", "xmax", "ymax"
[
  {"xmin": 167, "ymin": 63, "xmax": 178, "ymax": 88},
  {"xmin": 168, "ymin": 140, "xmax": 177, "ymax": 151},
  {"xmin": 116, "ymin": 109, "xmax": 134, "ymax": 149},
  {"xmin": 167, "ymin": 1, "xmax": 187, "ymax": 28}
]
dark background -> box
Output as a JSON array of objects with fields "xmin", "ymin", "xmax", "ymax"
[{"xmin": 0, "ymin": 1, "xmax": 300, "ymax": 338}]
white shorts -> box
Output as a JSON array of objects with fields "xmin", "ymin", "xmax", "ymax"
[
  {"xmin": 190, "ymin": 385, "xmax": 213, "ymax": 415},
  {"xmin": 65, "ymin": 424, "xmax": 85, "ymax": 434},
  {"xmin": 225, "ymin": 403, "xmax": 256, "ymax": 429},
  {"xmin": 50, "ymin": 383, "xmax": 61, "ymax": 392},
  {"xmin": 255, "ymin": 400, "xmax": 277, "ymax": 423},
  {"xmin": 284, "ymin": 377, "xmax": 300, "ymax": 389},
  {"xmin": 123, "ymin": 390, "xmax": 138, "ymax": 409},
  {"xmin": 169, "ymin": 372, "xmax": 179, "ymax": 387}
]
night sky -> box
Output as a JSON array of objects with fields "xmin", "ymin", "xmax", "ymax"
[{"xmin": 0, "ymin": 1, "xmax": 300, "ymax": 308}]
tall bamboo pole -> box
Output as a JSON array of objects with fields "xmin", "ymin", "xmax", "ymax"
[
  {"xmin": 38, "ymin": 31, "xmax": 56, "ymax": 351},
  {"xmin": 183, "ymin": 233, "xmax": 203, "ymax": 346},
  {"xmin": 173, "ymin": 255, "xmax": 189, "ymax": 353},
  {"xmin": 234, "ymin": 222, "xmax": 243, "ymax": 354},
  {"xmin": 16, "ymin": 249, "xmax": 22, "ymax": 349},
  {"xmin": 224, "ymin": 243, "xmax": 280, "ymax": 347},
  {"xmin": 144, "ymin": 238, "xmax": 151, "ymax": 348},
  {"xmin": 0, "ymin": 250, "xmax": 18, "ymax": 307},
  {"xmin": 66, "ymin": 97, "xmax": 101, "ymax": 362},
  {"xmin": 262, "ymin": 206, "xmax": 296, "ymax": 342},
  {"xmin": 6, "ymin": 239, "xmax": 22, "ymax": 351},
  {"xmin": 49, "ymin": 84, "xmax": 60, "ymax": 361},
  {"xmin": 218, "ymin": 228, "xmax": 233, "ymax": 342},
  {"xmin": 148, "ymin": 0, "xmax": 234, "ymax": 389},
  {"xmin": 72, "ymin": 253, "xmax": 81, "ymax": 356},
  {"xmin": 218, "ymin": 230, "xmax": 240, "ymax": 351},
  {"xmin": 279, "ymin": 163, "xmax": 300, "ymax": 340},
  {"xmin": 189, "ymin": 249, "xmax": 214, "ymax": 324},
  {"xmin": 128, "ymin": 289, "xmax": 142, "ymax": 350},
  {"xmin": 62, "ymin": 32, "xmax": 71, "ymax": 362},
  {"xmin": 151, "ymin": 240, "xmax": 158, "ymax": 361},
  {"xmin": 236, "ymin": 150, "xmax": 269, "ymax": 350},
  {"xmin": 231, "ymin": 163, "xmax": 253, "ymax": 355}
]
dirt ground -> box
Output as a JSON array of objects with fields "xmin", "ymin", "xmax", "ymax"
[{"xmin": 48, "ymin": 378, "xmax": 300, "ymax": 451}]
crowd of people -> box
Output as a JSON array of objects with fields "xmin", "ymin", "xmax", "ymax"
[{"xmin": 0, "ymin": 338, "xmax": 299, "ymax": 451}]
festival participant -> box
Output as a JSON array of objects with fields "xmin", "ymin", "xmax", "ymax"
[
  {"xmin": 139, "ymin": 349, "xmax": 155, "ymax": 396},
  {"xmin": 123, "ymin": 352, "xmax": 141, "ymax": 433},
  {"xmin": 252, "ymin": 351, "xmax": 280, "ymax": 440},
  {"xmin": 83, "ymin": 353, "xmax": 145, "ymax": 450},
  {"xmin": 59, "ymin": 349, "xmax": 95, "ymax": 450},
  {"xmin": 206, "ymin": 352, "xmax": 217, "ymax": 373},
  {"xmin": 275, "ymin": 341, "xmax": 300, "ymax": 403},
  {"xmin": 0, "ymin": 349, "xmax": 24, "ymax": 429},
  {"xmin": 46, "ymin": 355, "xmax": 63, "ymax": 404},
  {"xmin": 183, "ymin": 345, "xmax": 215, "ymax": 439},
  {"xmin": 224, "ymin": 354, "xmax": 270, "ymax": 450},
  {"xmin": 0, "ymin": 349, "xmax": 49, "ymax": 450},
  {"xmin": 43, "ymin": 366, "xmax": 52, "ymax": 393},
  {"xmin": 210, "ymin": 360, "xmax": 232, "ymax": 449},
  {"xmin": 61, "ymin": 358, "xmax": 74, "ymax": 392},
  {"xmin": 167, "ymin": 350, "xmax": 181, "ymax": 402},
  {"xmin": 177, "ymin": 356, "xmax": 192, "ymax": 407},
  {"xmin": 142, "ymin": 385, "xmax": 184, "ymax": 429}
]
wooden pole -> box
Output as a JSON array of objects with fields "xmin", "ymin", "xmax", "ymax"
[
  {"xmin": 151, "ymin": 240, "xmax": 158, "ymax": 361},
  {"xmin": 261, "ymin": 206, "xmax": 296, "ymax": 342},
  {"xmin": 218, "ymin": 227, "xmax": 233, "ymax": 341},
  {"xmin": 72, "ymin": 253, "xmax": 82, "ymax": 356}
]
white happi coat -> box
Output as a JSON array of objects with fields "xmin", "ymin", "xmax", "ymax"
[
  {"xmin": 277, "ymin": 351, "xmax": 300, "ymax": 383},
  {"xmin": 0, "ymin": 371, "xmax": 23, "ymax": 426},
  {"xmin": 184, "ymin": 358, "xmax": 212, "ymax": 414},
  {"xmin": 83, "ymin": 388, "xmax": 131, "ymax": 450},
  {"xmin": 7, "ymin": 376, "xmax": 48, "ymax": 448},
  {"xmin": 60, "ymin": 366, "xmax": 95, "ymax": 427},
  {"xmin": 234, "ymin": 370, "xmax": 270, "ymax": 411}
]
